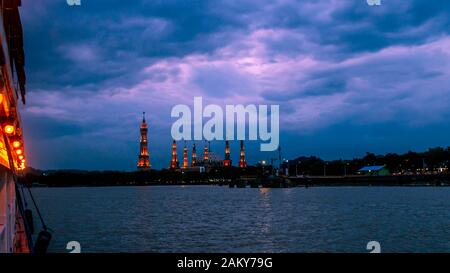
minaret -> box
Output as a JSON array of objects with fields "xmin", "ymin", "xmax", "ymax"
[
  {"xmin": 223, "ymin": 140, "xmax": 232, "ymax": 167},
  {"xmin": 183, "ymin": 141, "xmax": 189, "ymax": 169},
  {"xmin": 170, "ymin": 140, "xmax": 179, "ymax": 169},
  {"xmin": 191, "ymin": 143, "xmax": 197, "ymax": 167},
  {"xmin": 239, "ymin": 140, "xmax": 246, "ymax": 168},
  {"xmin": 203, "ymin": 141, "xmax": 209, "ymax": 163},
  {"xmin": 137, "ymin": 112, "xmax": 150, "ymax": 170}
]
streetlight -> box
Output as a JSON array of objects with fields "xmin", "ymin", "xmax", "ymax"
[
  {"xmin": 344, "ymin": 162, "xmax": 350, "ymax": 177},
  {"xmin": 295, "ymin": 161, "xmax": 301, "ymax": 177}
]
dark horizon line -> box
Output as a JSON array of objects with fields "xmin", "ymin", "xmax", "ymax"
[{"xmin": 24, "ymin": 145, "xmax": 450, "ymax": 173}]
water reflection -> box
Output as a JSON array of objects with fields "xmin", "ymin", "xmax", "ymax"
[
  {"xmin": 258, "ymin": 188, "xmax": 275, "ymax": 252},
  {"xmin": 30, "ymin": 186, "xmax": 450, "ymax": 253}
]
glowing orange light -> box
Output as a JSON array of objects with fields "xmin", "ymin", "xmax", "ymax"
[
  {"xmin": 18, "ymin": 155, "xmax": 24, "ymax": 160},
  {"xmin": 4, "ymin": 125, "xmax": 15, "ymax": 135},
  {"xmin": 15, "ymin": 149, "xmax": 23, "ymax": 155},
  {"xmin": 21, "ymin": 159, "xmax": 26, "ymax": 163},
  {"xmin": 12, "ymin": 140, "xmax": 21, "ymax": 148},
  {"xmin": 0, "ymin": 94, "xmax": 3, "ymax": 104}
]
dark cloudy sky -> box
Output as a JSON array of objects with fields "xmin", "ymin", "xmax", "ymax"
[{"xmin": 19, "ymin": 0, "xmax": 450, "ymax": 170}]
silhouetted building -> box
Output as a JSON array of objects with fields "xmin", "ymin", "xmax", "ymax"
[
  {"xmin": 209, "ymin": 152, "xmax": 224, "ymax": 168},
  {"xmin": 183, "ymin": 166, "xmax": 205, "ymax": 173}
]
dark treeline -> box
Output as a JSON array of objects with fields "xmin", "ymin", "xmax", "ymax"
[
  {"xmin": 19, "ymin": 146, "xmax": 450, "ymax": 187},
  {"xmin": 19, "ymin": 166, "xmax": 262, "ymax": 187},
  {"xmin": 286, "ymin": 147, "xmax": 450, "ymax": 176}
]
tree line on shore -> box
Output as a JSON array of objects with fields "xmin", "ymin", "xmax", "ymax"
[
  {"xmin": 18, "ymin": 166, "xmax": 262, "ymax": 187},
  {"xmin": 18, "ymin": 146, "xmax": 450, "ymax": 186},
  {"xmin": 286, "ymin": 146, "xmax": 450, "ymax": 176}
]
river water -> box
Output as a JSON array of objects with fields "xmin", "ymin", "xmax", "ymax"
[{"xmin": 30, "ymin": 186, "xmax": 450, "ymax": 253}]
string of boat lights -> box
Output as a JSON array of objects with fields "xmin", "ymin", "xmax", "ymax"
[{"xmin": 0, "ymin": 93, "xmax": 26, "ymax": 171}]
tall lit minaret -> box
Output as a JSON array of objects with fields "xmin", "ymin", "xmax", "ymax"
[
  {"xmin": 203, "ymin": 141, "xmax": 209, "ymax": 163},
  {"xmin": 137, "ymin": 112, "xmax": 150, "ymax": 170},
  {"xmin": 191, "ymin": 143, "xmax": 197, "ymax": 167},
  {"xmin": 223, "ymin": 140, "xmax": 231, "ymax": 167},
  {"xmin": 183, "ymin": 141, "xmax": 189, "ymax": 169},
  {"xmin": 170, "ymin": 140, "xmax": 179, "ymax": 169},
  {"xmin": 239, "ymin": 140, "xmax": 246, "ymax": 168}
]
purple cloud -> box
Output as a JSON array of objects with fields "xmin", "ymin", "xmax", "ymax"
[{"xmin": 20, "ymin": 0, "xmax": 450, "ymax": 169}]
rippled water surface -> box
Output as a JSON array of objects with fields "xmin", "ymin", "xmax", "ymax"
[{"xmin": 30, "ymin": 186, "xmax": 450, "ymax": 253}]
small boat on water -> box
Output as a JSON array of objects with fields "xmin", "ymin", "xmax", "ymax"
[{"xmin": 0, "ymin": 1, "xmax": 44, "ymax": 253}]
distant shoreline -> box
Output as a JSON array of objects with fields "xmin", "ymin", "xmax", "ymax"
[{"xmin": 28, "ymin": 174, "xmax": 450, "ymax": 188}]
